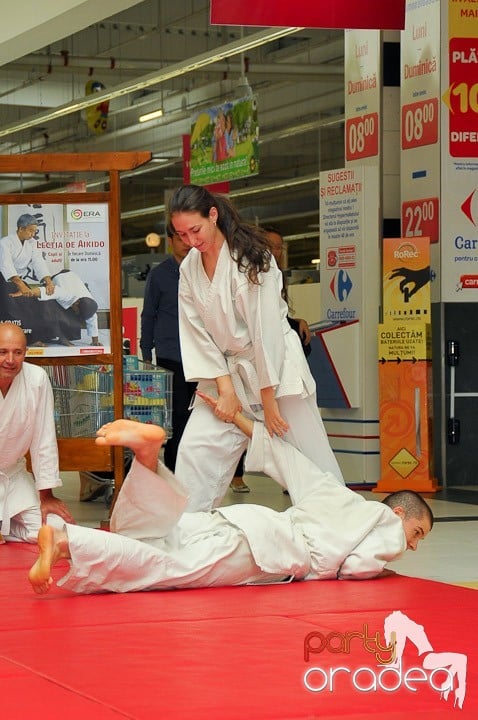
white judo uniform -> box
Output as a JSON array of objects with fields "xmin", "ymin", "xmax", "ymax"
[
  {"xmin": 36, "ymin": 270, "xmax": 99, "ymax": 338},
  {"xmin": 56, "ymin": 424, "xmax": 406, "ymax": 595},
  {"xmin": 0, "ymin": 362, "xmax": 62, "ymax": 541},
  {"xmin": 176, "ymin": 242, "xmax": 343, "ymax": 511},
  {"xmin": 0, "ymin": 233, "xmax": 50, "ymax": 284}
]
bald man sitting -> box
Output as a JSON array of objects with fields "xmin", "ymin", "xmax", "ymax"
[{"xmin": 0, "ymin": 323, "xmax": 74, "ymax": 543}]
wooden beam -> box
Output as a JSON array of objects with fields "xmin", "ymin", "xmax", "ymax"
[
  {"xmin": 57, "ymin": 439, "xmax": 114, "ymax": 471},
  {"xmin": 108, "ymin": 168, "xmax": 127, "ymax": 499},
  {"xmin": 0, "ymin": 192, "xmax": 111, "ymax": 205},
  {"xmin": 27, "ymin": 441, "xmax": 114, "ymax": 472},
  {"xmin": 0, "ymin": 151, "xmax": 152, "ymax": 172}
]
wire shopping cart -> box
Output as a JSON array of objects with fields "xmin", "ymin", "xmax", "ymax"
[{"xmin": 45, "ymin": 361, "xmax": 173, "ymax": 505}]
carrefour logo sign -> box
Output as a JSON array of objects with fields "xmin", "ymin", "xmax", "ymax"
[
  {"xmin": 329, "ymin": 269, "xmax": 353, "ymax": 302},
  {"xmin": 67, "ymin": 204, "xmax": 107, "ymax": 223}
]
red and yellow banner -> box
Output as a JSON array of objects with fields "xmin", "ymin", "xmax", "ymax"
[
  {"xmin": 85, "ymin": 80, "xmax": 109, "ymax": 135},
  {"xmin": 444, "ymin": 2, "xmax": 478, "ymax": 158}
]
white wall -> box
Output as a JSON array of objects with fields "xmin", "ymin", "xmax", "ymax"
[{"xmin": 288, "ymin": 283, "xmax": 320, "ymax": 326}]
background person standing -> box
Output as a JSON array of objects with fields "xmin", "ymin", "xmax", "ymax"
[{"xmin": 140, "ymin": 225, "xmax": 196, "ymax": 472}]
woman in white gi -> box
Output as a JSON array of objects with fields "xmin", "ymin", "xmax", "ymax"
[{"xmin": 168, "ymin": 184, "xmax": 343, "ymax": 511}]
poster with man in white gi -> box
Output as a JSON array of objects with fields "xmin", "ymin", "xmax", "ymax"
[{"xmin": 0, "ymin": 202, "xmax": 110, "ymax": 357}]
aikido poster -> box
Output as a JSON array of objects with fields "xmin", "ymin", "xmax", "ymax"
[{"xmin": 0, "ymin": 202, "xmax": 111, "ymax": 357}]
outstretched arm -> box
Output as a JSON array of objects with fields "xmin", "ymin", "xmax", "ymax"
[
  {"xmin": 196, "ymin": 390, "xmax": 253, "ymax": 437},
  {"xmin": 196, "ymin": 391, "xmax": 326, "ymax": 503},
  {"xmin": 39, "ymin": 489, "xmax": 75, "ymax": 525}
]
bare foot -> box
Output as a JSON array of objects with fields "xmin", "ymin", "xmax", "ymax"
[
  {"xmin": 96, "ymin": 419, "xmax": 166, "ymax": 471},
  {"xmin": 57, "ymin": 337, "xmax": 75, "ymax": 346},
  {"xmin": 28, "ymin": 525, "xmax": 69, "ymax": 595},
  {"xmin": 230, "ymin": 477, "xmax": 250, "ymax": 493}
]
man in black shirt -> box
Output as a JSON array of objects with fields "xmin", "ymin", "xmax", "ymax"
[{"xmin": 140, "ymin": 226, "xmax": 195, "ymax": 471}]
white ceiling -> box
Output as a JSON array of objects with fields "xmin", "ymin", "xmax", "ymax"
[{"xmin": 0, "ymin": 0, "xmax": 346, "ymax": 266}]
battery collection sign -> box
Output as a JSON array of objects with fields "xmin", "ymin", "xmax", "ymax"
[
  {"xmin": 377, "ymin": 233, "xmax": 436, "ymax": 492},
  {"xmin": 382, "ymin": 237, "xmax": 431, "ymax": 321},
  {"xmin": 379, "ymin": 323, "xmax": 430, "ymax": 361}
]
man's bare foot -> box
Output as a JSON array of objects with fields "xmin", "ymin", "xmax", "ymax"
[
  {"xmin": 28, "ymin": 525, "xmax": 70, "ymax": 595},
  {"xmin": 96, "ymin": 419, "xmax": 167, "ymax": 471}
]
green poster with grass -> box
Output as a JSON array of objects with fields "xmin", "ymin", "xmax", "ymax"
[{"xmin": 190, "ymin": 96, "xmax": 259, "ymax": 184}]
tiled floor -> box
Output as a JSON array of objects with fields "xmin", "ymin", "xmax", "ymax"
[{"xmin": 57, "ymin": 469, "xmax": 478, "ymax": 590}]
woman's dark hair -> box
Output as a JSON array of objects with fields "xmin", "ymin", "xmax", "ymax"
[{"xmin": 168, "ymin": 184, "xmax": 271, "ymax": 283}]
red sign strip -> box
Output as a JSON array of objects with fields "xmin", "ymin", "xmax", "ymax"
[{"xmin": 210, "ymin": 0, "xmax": 406, "ymax": 31}]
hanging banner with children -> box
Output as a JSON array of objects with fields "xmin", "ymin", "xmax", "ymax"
[
  {"xmin": 85, "ymin": 80, "xmax": 110, "ymax": 135},
  {"xmin": 189, "ymin": 95, "xmax": 259, "ymax": 185},
  {"xmin": 0, "ymin": 202, "xmax": 110, "ymax": 357}
]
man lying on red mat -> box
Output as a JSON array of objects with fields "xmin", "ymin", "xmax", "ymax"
[{"xmin": 28, "ymin": 391, "xmax": 433, "ymax": 595}]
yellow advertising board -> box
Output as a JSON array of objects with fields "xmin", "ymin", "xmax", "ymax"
[
  {"xmin": 379, "ymin": 323, "xmax": 431, "ymax": 362},
  {"xmin": 377, "ymin": 237, "xmax": 438, "ymax": 492},
  {"xmin": 383, "ymin": 236, "xmax": 431, "ymax": 321}
]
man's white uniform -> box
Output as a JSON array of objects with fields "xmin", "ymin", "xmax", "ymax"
[
  {"xmin": 36, "ymin": 270, "xmax": 99, "ymax": 338},
  {"xmin": 55, "ymin": 424, "xmax": 406, "ymax": 595},
  {"xmin": 0, "ymin": 362, "xmax": 62, "ymax": 541},
  {"xmin": 0, "ymin": 233, "xmax": 50, "ymax": 284},
  {"xmin": 177, "ymin": 241, "xmax": 343, "ymax": 511}
]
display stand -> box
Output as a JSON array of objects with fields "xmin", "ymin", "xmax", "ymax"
[
  {"xmin": 375, "ymin": 236, "xmax": 439, "ymax": 493},
  {"xmin": 0, "ymin": 151, "xmax": 152, "ymax": 505}
]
